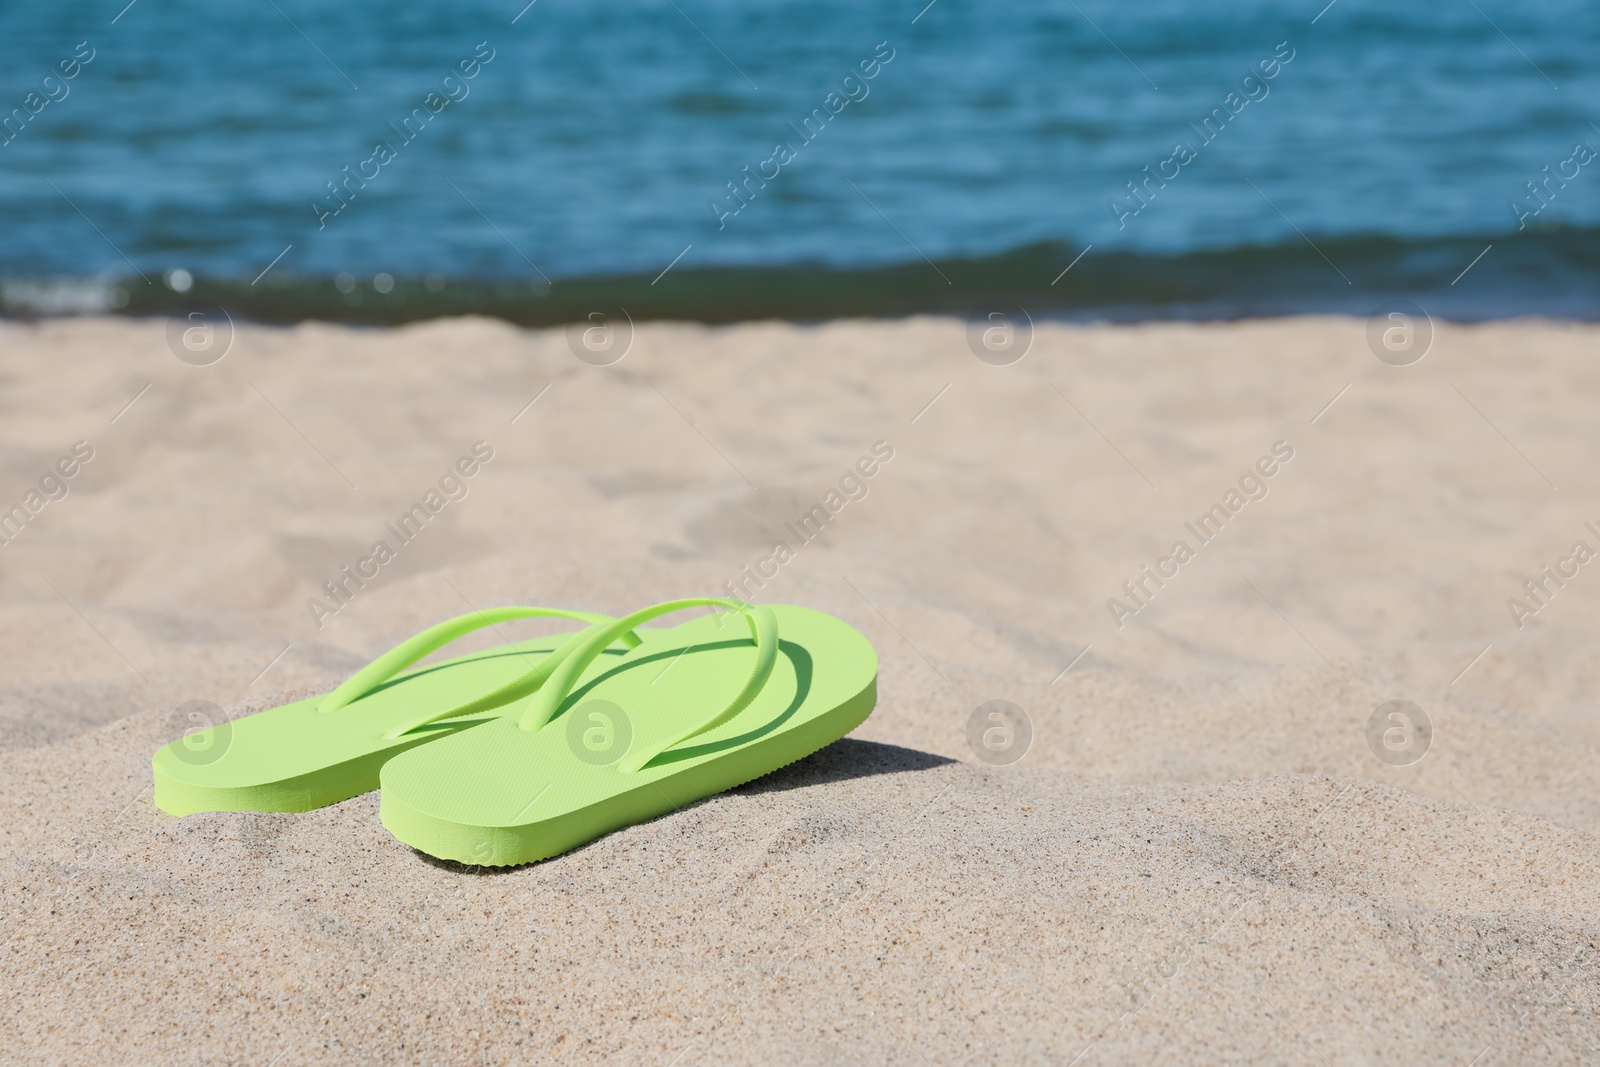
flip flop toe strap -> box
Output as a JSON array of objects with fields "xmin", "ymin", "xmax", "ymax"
[
  {"xmin": 318, "ymin": 607, "xmax": 644, "ymax": 734},
  {"xmin": 514, "ymin": 597, "xmax": 779, "ymax": 773}
]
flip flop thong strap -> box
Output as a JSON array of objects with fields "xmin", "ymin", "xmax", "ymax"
[
  {"xmin": 514, "ymin": 598, "xmax": 779, "ymax": 773},
  {"xmin": 319, "ymin": 607, "xmax": 643, "ymax": 725}
]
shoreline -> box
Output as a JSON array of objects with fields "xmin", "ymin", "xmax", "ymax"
[{"xmin": 4, "ymin": 225, "xmax": 1600, "ymax": 326}]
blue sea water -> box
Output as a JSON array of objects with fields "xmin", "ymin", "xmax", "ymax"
[{"xmin": 1, "ymin": 0, "xmax": 1596, "ymax": 321}]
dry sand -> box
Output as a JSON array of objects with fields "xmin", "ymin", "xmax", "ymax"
[{"xmin": 1, "ymin": 314, "xmax": 1598, "ymax": 1064}]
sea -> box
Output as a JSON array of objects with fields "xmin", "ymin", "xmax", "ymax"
[{"xmin": 2, "ymin": 0, "xmax": 1597, "ymax": 324}]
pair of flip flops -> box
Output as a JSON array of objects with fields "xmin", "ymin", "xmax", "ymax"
[{"xmin": 152, "ymin": 599, "xmax": 878, "ymax": 866}]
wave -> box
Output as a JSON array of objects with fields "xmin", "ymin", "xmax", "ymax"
[{"xmin": 4, "ymin": 227, "xmax": 1598, "ymax": 325}]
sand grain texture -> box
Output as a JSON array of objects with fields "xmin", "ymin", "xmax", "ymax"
[{"xmin": 1, "ymin": 315, "xmax": 1597, "ymax": 1064}]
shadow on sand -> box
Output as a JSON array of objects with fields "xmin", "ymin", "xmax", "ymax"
[
  {"xmin": 731, "ymin": 737, "xmax": 954, "ymax": 795},
  {"xmin": 412, "ymin": 737, "xmax": 952, "ymax": 873}
]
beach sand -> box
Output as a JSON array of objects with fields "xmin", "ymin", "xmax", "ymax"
[{"xmin": 1, "ymin": 314, "xmax": 1597, "ymax": 1064}]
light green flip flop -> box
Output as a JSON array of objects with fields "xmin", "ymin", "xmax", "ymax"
[
  {"xmin": 378, "ymin": 598, "xmax": 878, "ymax": 866},
  {"xmin": 152, "ymin": 607, "xmax": 644, "ymax": 816}
]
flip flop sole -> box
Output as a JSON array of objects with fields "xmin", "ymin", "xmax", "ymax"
[
  {"xmin": 153, "ymin": 635, "xmax": 647, "ymax": 816},
  {"xmin": 378, "ymin": 605, "xmax": 877, "ymax": 866}
]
